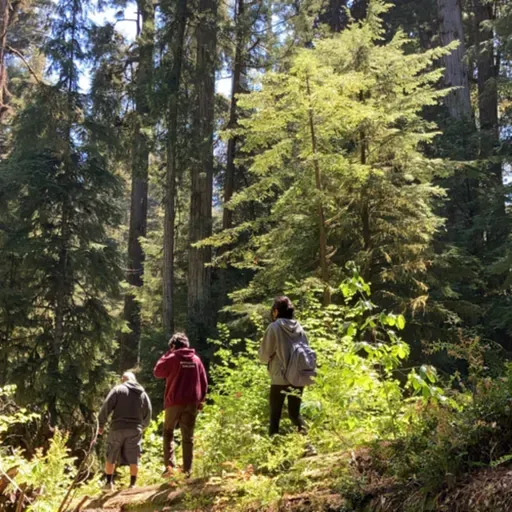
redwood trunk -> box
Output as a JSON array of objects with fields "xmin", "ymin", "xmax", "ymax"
[
  {"xmin": 120, "ymin": 0, "xmax": 154, "ymax": 370},
  {"xmin": 223, "ymin": 0, "xmax": 244, "ymax": 231},
  {"xmin": 163, "ymin": 0, "xmax": 188, "ymax": 334},
  {"xmin": 188, "ymin": 0, "xmax": 217, "ymax": 349},
  {"xmin": 473, "ymin": 0, "xmax": 505, "ymax": 247},
  {"xmin": 437, "ymin": 0, "xmax": 472, "ymax": 120},
  {"xmin": 0, "ymin": 0, "xmax": 9, "ymax": 122}
]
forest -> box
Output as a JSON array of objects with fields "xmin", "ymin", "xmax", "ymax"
[{"xmin": 1, "ymin": 0, "xmax": 512, "ymax": 509}]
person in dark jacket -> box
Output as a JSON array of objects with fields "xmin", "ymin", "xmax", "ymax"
[
  {"xmin": 259, "ymin": 296, "xmax": 309, "ymax": 437},
  {"xmin": 98, "ymin": 372, "xmax": 152, "ymax": 490},
  {"xmin": 154, "ymin": 332, "xmax": 208, "ymax": 477}
]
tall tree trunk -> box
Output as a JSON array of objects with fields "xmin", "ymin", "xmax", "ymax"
[
  {"xmin": 320, "ymin": 0, "xmax": 366, "ymax": 33},
  {"xmin": 327, "ymin": 0, "xmax": 346, "ymax": 33},
  {"xmin": 120, "ymin": 0, "xmax": 154, "ymax": 370},
  {"xmin": 437, "ymin": 0, "xmax": 481, "ymax": 251},
  {"xmin": 473, "ymin": 0, "xmax": 505, "ymax": 248},
  {"xmin": 474, "ymin": 0, "xmax": 498, "ymax": 144},
  {"xmin": 223, "ymin": 0, "xmax": 244, "ymax": 231},
  {"xmin": 49, "ymin": 1, "xmax": 78, "ymax": 425},
  {"xmin": 162, "ymin": 0, "xmax": 188, "ymax": 334},
  {"xmin": 0, "ymin": 0, "xmax": 10, "ymax": 122},
  {"xmin": 188, "ymin": 0, "xmax": 217, "ymax": 351},
  {"xmin": 305, "ymin": 74, "xmax": 330, "ymax": 306},
  {"xmin": 437, "ymin": 0, "xmax": 472, "ymax": 120}
]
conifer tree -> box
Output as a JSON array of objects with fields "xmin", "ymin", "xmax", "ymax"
[
  {"xmin": 120, "ymin": 0, "xmax": 155, "ymax": 370},
  {"xmin": 162, "ymin": 0, "xmax": 188, "ymax": 334},
  {"xmin": 187, "ymin": 0, "xmax": 217, "ymax": 351},
  {"xmin": 0, "ymin": 0, "xmax": 122, "ymax": 425},
  {"xmin": 209, "ymin": 1, "xmax": 452, "ymax": 315}
]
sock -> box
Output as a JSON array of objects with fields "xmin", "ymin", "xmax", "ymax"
[
  {"xmin": 130, "ymin": 475, "xmax": 137, "ymax": 487},
  {"xmin": 106, "ymin": 473, "xmax": 113, "ymax": 484}
]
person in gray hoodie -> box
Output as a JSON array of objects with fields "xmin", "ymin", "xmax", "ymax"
[
  {"xmin": 98, "ymin": 372, "xmax": 152, "ymax": 490},
  {"xmin": 259, "ymin": 296, "xmax": 308, "ymax": 436}
]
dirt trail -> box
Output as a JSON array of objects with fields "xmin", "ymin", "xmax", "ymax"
[{"xmin": 80, "ymin": 469, "xmax": 345, "ymax": 512}]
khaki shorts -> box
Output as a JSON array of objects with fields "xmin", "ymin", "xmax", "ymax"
[{"xmin": 106, "ymin": 428, "xmax": 142, "ymax": 466}]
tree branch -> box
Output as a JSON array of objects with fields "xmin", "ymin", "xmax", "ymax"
[{"xmin": 6, "ymin": 46, "xmax": 42, "ymax": 84}]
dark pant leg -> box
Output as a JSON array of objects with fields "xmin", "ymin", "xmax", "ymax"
[
  {"xmin": 179, "ymin": 404, "xmax": 198, "ymax": 473},
  {"xmin": 269, "ymin": 385, "xmax": 287, "ymax": 436},
  {"xmin": 287, "ymin": 386, "xmax": 307, "ymax": 432},
  {"xmin": 163, "ymin": 406, "xmax": 181, "ymax": 467}
]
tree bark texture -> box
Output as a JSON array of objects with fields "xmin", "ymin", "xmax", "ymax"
[
  {"xmin": 223, "ymin": 0, "xmax": 244, "ymax": 231},
  {"xmin": 188, "ymin": 0, "xmax": 217, "ymax": 350},
  {"xmin": 120, "ymin": 0, "xmax": 154, "ymax": 370},
  {"xmin": 0, "ymin": 0, "xmax": 10, "ymax": 122},
  {"xmin": 437, "ymin": 0, "xmax": 472, "ymax": 120},
  {"xmin": 162, "ymin": 0, "xmax": 188, "ymax": 335},
  {"xmin": 473, "ymin": 0, "xmax": 505, "ymax": 248}
]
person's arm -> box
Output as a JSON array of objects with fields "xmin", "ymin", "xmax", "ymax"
[
  {"xmin": 258, "ymin": 324, "xmax": 277, "ymax": 364},
  {"xmin": 142, "ymin": 393, "xmax": 152, "ymax": 429},
  {"xmin": 98, "ymin": 387, "xmax": 118, "ymax": 433},
  {"xmin": 153, "ymin": 351, "xmax": 175, "ymax": 379},
  {"xmin": 198, "ymin": 361, "xmax": 208, "ymax": 405}
]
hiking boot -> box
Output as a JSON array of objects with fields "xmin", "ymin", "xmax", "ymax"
[
  {"xmin": 162, "ymin": 466, "xmax": 176, "ymax": 478},
  {"xmin": 102, "ymin": 482, "xmax": 114, "ymax": 492},
  {"xmin": 303, "ymin": 442, "xmax": 318, "ymax": 458}
]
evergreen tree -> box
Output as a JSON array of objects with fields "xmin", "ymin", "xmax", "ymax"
[
  {"xmin": 0, "ymin": 0, "xmax": 122, "ymax": 426},
  {"xmin": 187, "ymin": 0, "xmax": 218, "ymax": 352},
  {"xmin": 162, "ymin": 0, "xmax": 188, "ymax": 335},
  {"xmin": 208, "ymin": 1, "xmax": 452, "ymax": 317},
  {"xmin": 119, "ymin": 0, "xmax": 155, "ymax": 370}
]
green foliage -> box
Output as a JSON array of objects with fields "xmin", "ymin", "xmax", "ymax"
[
  {"xmin": 209, "ymin": 1, "xmax": 452, "ymax": 319},
  {"xmin": 188, "ymin": 270, "xmax": 446, "ymax": 509},
  {"xmin": 1, "ymin": 429, "xmax": 77, "ymax": 512},
  {"xmin": 0, "ymin": 385, "xmax": 40, "ymax": 435},
  {"xmin": 0, "ymin": 0, "xmax": 123, "ymax": 426}
]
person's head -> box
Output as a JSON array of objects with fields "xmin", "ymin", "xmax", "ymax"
[
  {"xmin": 169, "ymin": 332, "xmax": 190, "ymax": 351},
  {"xmin": 271, "ymin": 296, "xmax": 294, "ymax": 321},
  {"xmin": 121, "ymin": 371, "xmax": 137, "ymax": 383}
]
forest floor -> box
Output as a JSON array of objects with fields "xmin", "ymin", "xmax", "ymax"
[
  {"xmin": 79, "ymin": 452, "xmax": 347, "ymax": 511},
  {"xmin": 78, "ymin": 450, "xmax": 512, "ymax": 512}
]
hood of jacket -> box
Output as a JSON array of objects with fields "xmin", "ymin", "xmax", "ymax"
[
  {"xmin": 173, "ymin": 347, "xmax": 196, "ymax": 360},
  {"xmin": 123, "ymin": 381, "xmax": 145, "ymax": 395},
  {"xmin": 275, "ymin": 318, "xmax": 303, "ymax": 339}
]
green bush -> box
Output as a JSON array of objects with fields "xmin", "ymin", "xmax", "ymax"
[
  {"xmin": 191, "ymin": 268, "xmax": 444, "ymax": 489},
  {"xmin": 0, "ymin": 268, "xmax": 458, "ymax": 511}
]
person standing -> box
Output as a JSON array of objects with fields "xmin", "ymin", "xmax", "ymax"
[
  {"xmin": 98, "ymin": 372, "xmax": 152, "ymax": 490},
  {"xmin": 153, "ymin": 332, "xmax": 208, "ymax": 477},
  {"xmin": 258, "ymin": 296, "xmax": 316, "ymax": 439}
]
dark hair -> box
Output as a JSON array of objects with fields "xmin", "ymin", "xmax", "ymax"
[
  {"xmin": 272, "ymin": 296, "xmax": 294, "ymax": 319},
  {"xmin": 169, "ymin": 332, "xmax": 190, "ymax": 350}
]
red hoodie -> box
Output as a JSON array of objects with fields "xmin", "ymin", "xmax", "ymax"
[{"xmin": 153, "ymin": 348, "xmax": 208, "ymax": 409}]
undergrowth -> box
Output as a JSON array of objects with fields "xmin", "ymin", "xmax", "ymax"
[{"xmin": 1, "ymin": 267, "xmax": 510, "ymax": 511}]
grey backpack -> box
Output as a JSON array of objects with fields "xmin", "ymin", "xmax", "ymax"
[{"xmin": 285, "ymin": 340, "xmax": 317, "ymax": 387}]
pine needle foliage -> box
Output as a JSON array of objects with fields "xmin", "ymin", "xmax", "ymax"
[
  {"xmin": 207, "ymin": 0, "xmax": 453, "ymax": 313},
  {"xmin": 0, "ymin": 0, "xmax": 122, "ymax": 426}
]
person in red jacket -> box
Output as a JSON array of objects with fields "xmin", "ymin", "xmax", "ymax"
[{"xmin": 153, "ymin": 332, "xmax": 208, "ymax": 476}]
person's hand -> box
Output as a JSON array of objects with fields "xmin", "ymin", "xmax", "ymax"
[
  {"xmin": 98, "ymin": 427, "xmax": 103, "ymax": 436},
  {"xmin": 198, "ymin": 403, "xmax": 204, "ymax": 412}
]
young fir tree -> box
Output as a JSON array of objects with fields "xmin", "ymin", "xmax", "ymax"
[
  {"xmin": 0, "ymin": 0, "xmax": 122, "ymax": 426},
  {"xmin": 208, "ymin": 0, "xmax": 453, "ymax": 316}
]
